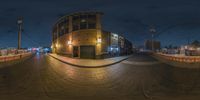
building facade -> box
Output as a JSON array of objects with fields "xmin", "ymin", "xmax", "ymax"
[{"xmin": 52, "ymin": 11, "xmax": 132, "ymax": 59}]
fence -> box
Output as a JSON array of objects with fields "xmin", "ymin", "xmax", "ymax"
[
  {"xmin": 155, "ymin": 53, "xmax": 200, "ymax": 63},
  {"xmin": 0, "ymin": 52, "xmax": 32, "ymax": 62}
]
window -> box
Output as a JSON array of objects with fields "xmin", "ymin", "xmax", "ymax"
[
  {"xmin": 73, "ymin": 15, "xmax": 79, "ymax": 21},
  {"xmin": 88, "ymin": 23, "xmax": 96, "ymax": 29},
  {"xmin": 53, "ymin": 27, "xmax": 57, "ymax": 40},
  {"xmin": 71, "ymin": 14, "xmax": 97, "ymax": 31},
  {"xmin": 80, "ymin": 22, "xmax": 87, "ymax": 29},
  {"xmin": 53, "ymin": 32, "xmax": 57, "ymax": 41},
  {"xmin": 65, "ymin": 28, "xmax": 69, "ymax": 33},
  {"xmin": 73, "ymin": 24, "xmax": 79, "ymax": 31},
  {"xmin": 72, "ymin": 15, "xmax": 80, "ymax": 31},
  {"xmin": 88, "ymin": 14, "xmax": 96, "ymax": 20},
  {"xmin": 59, "ymin": 28, "xmax": 65, "ymax": 37},
  {"xmin": 62, "ymin": 19, "xmax": 69, "ymax": 33},
  {"xmin": 63, "ymin": 19, "xmax": 68, "ymax": 24},
  {"xmin": 80, "ymin": 15, "xmax": 87, "ymax": 19},
  {"xmin": 79, "ymin": 14, "xmax": 88, "ymax": 29},
  {"xmin": 88, "ymin": 14, "xmax": 96, "ymax": 29},
  {"xmin": 58, "ymin": 26, "xmax": 64, "ymax": 36}
]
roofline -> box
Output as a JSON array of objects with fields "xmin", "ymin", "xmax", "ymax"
[{"xmin": 52, "ymin": 11, "xmax": 104, "ymax": 29}]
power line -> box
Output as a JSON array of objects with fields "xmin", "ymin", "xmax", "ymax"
[{"xmin": 22, "ymin": 31, "xmax": 43, "ymax": 46}]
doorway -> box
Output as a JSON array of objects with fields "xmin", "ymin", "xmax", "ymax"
[
  {"xmin": 73, "ymin": 46, "xmax": 79, "ymax": 57},
  {"xmin": 80, "ymin": 45, "xmax": 95, "ymax": 59}
]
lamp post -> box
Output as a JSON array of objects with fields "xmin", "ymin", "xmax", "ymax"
[
  {"xmin": 17, "ymin": 17, "xmax": 23, "ymax": 49},
  {"xmin": 149, "ymin": 25, "xmax": 156, "ymax": 52}
]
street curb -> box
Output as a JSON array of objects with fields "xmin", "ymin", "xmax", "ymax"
[{"xmin": 48, "ymin": 54, "xmax": 131, "ymax": 68}]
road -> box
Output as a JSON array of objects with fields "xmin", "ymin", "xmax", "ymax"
[{"xmin": 0, "ymin": 53, "xmax": 200, "ymax": 100}]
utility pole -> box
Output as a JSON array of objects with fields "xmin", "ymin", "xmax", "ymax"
[
  {"xmin": 149, "ymin": 25, "xmax": 156, "ymax": 52},
  {"xmin": 17, "ymin": 17, "xmax": 23, "ymax": 49}
]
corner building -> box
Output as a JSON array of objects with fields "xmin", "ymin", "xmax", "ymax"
[{"xmin": 52, "ymin": 11, "xmax": 132, "ymax": 59}]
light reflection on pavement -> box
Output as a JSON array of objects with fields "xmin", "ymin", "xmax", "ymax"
[{"xmin": 0, "ymin": 53, "xmax": 200, "ymax": 100}]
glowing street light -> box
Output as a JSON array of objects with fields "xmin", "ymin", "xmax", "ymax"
[
  {"xmin": 56, "ymin": 43, "xmax": 59, "ymax": 48},
  {"xmin": 97, "ymin": 37, "xmax": 102, "ymax": 44},
  {"xmin": 67, "ymin": 40, "xmax": 72, "ymax": 45}
]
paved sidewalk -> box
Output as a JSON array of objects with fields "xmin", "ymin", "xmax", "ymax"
[{"xmin": 48, "ymin": 53, "xmax": 131, "ymax": 68}]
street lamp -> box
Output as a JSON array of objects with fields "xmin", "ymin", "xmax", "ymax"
[
  {"xmin": 97, "ymin": 37, "xmax": 102, "ymax": 44},
  {"xmin": 56, "ymin": 43, "xmax": 59, "ymax": 48},
  {"xmin": 149, "ymin": 25, "xmax": 156, "ymax": 51},
  {"xmin": 17, "ymin": 17, "xmax": 23, "ymax": 49},
  {"xmin": 67, "ymin": 40, "xmax": 72, "ymax": 45}
]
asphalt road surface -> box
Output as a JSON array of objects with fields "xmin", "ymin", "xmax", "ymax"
[{"xmin": 0, "ymin": 53, "xmax": 200, "ymax": 100}]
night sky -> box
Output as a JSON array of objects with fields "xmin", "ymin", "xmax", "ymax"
[{"xmin": 0, "ymin": 0, "xmax": 200, "ymax": 48}]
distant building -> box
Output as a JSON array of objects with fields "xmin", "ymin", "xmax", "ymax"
[
  {"xmin": 52, "ymin": 11, "xmax": 132, "ymax": 59},
  {"xmin": 119, "ymin": 35, "xmax": 125, "ymax": 54},
  {"xmin": 145, "ymin": 40, "xmax": 161, "ymax": 51},
  {"xmin": 181, "ymin": 44, "xmax": 200, "ymax": 56},
  {"xmin": 109, "ymin": 33, "xmax": 119, "ymax": 56}
]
